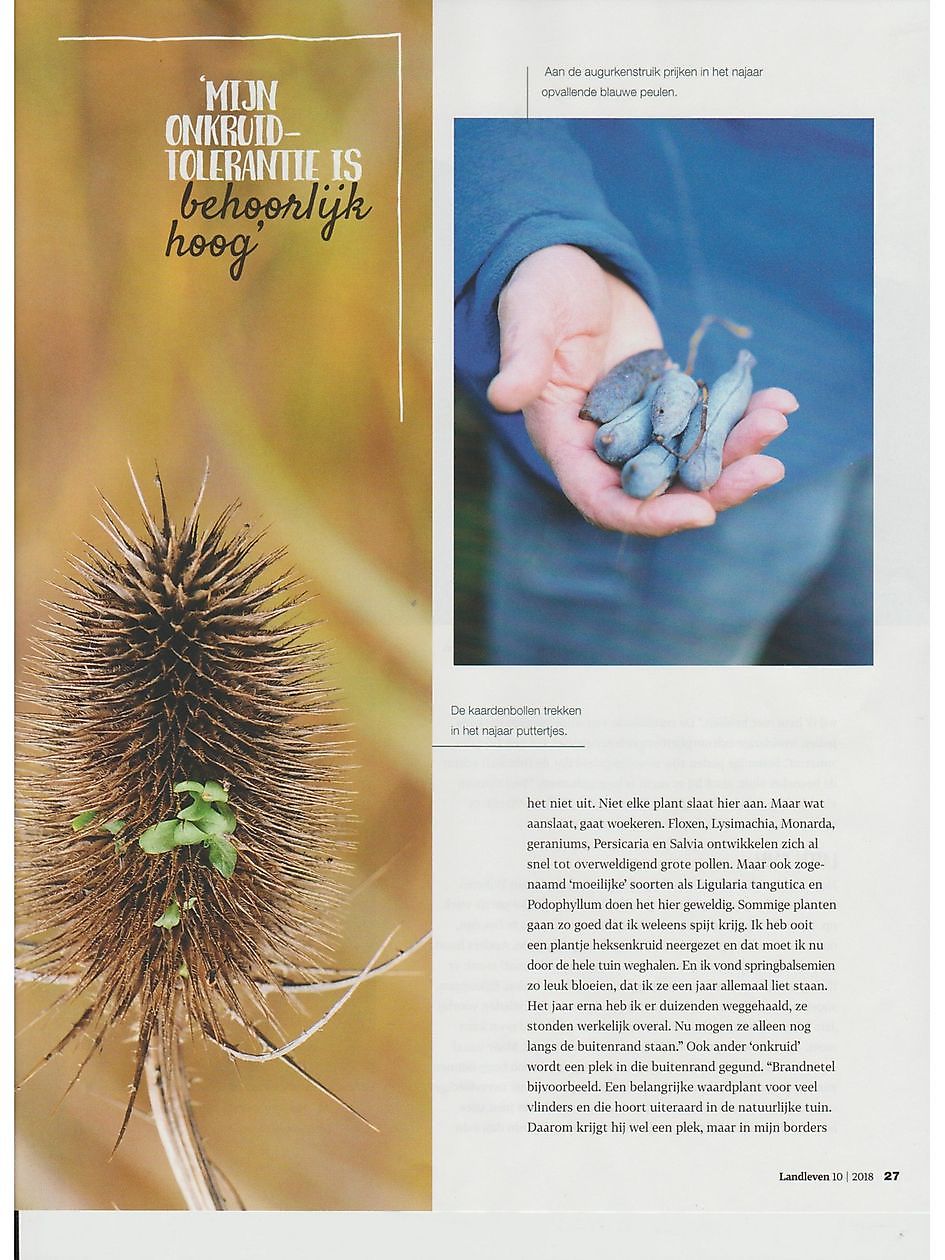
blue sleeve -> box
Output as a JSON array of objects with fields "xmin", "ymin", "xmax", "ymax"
[{"xmin": 454, "ymin": 118, "xmax": 659, "ymax": 409}]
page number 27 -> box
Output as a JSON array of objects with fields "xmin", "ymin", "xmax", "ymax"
[{"xmin": 884, "ymin": 1171, "xmax": 901, "ymax": 1181}]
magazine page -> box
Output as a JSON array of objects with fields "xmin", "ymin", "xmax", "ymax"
[
  {"xmin": 437, "ymin": 0, "xmax": 929, "ymax": 1256},
  {"xmin": 12, "ymin": 0, "xmax": 929, "ymax": 1257},
  {"xmin": 13, "ymin": 0, "xmax": 432, "ymax": 1241}
]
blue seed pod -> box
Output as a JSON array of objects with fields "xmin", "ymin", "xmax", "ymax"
[
  {"xmin": 621, "ymin": 437, "xmax": 680, "ymax": 500},
  {"xmin": 579, "ymin": 348, "xmax": 670, "ymax": 424},
  {"xmin": 594, "ymin": 381, "xmax": 659, "ymax": 465},
  {"xmin": 677, "ymin": 350, "xmax": 756, "ymax": 492},
  {"xmin": 650, "ymin": 369, "xmax": 701, "ymax": 440},
  {"xmin": 676, "ymin": 393, "xmax": 707, "ymax": 468}
]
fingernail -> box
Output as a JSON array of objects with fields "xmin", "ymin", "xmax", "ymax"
[
  {"xmin": 762, "ymin": 420, "xmax": 789, "ymax": 447},
  {"xmin": 754, "ymin": 473, "xmax": 786, "ymax": 496}
]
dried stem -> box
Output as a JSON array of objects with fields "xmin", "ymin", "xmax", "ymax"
[
  {"xmin": 15, "ymin": 928, "xmax": 432, "ymax": 994},
  {"xmin": 144, "ymin": 1012, "xmax": 229, "ymax": 1211},
  {"xmin": 212, "ymin": 931, "xmax": 396, "ymax": 1064},
  {"xmin": 685, "ymin": 314, "xmax": 752, "ymax": 376},
  {"xmin": 261, "ymin": 929, "xmax": 432, "ymax": 993}
]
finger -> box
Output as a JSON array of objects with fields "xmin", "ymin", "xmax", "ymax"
[
  {"xmin": 545, "ymin": 435, "xmax": 717, "ymax": 535},
  {"xmin": 618, "ymin": 488, "xmax": 717, "ymax": 536},
  {"xmin": 487, "ymin": 293, "xmax": 559, "ymax": 414},
  {"xmin": 721, "ymin": 407, "xmax": 788, "ymax": 466},
  {"xmin": 487, "ymin": 331, "xmax": 558, "ymax": 412},
  {"xmin": 745, "ymin": 386, "xmax": 798, "ymax": 416},
  {"xmin": 704, "ymin": 454, "xmax": 785, "ymax": 511}
]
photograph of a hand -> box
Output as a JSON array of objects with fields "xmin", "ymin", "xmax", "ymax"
[
  {"xmin": 488, "ymin": 246, "xmax": 795, "ymax": 537},
  {"xmin": 454, "ymin": 118, "xmax": 872, "ymax": 665}
]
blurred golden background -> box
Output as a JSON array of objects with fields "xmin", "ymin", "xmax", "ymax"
[{"xmin": 15, "ymin": 0, "xmax": 431, "ymax": 1210}]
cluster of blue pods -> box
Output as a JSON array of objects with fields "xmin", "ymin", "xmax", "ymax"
[{"xmin": 583, "ymin": 348, "xmax": 756, "ymax": 498}]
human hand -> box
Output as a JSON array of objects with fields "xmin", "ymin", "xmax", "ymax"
[{"xmin": 487, "ymin": 245, "xmax": 795, "ymax": 536}]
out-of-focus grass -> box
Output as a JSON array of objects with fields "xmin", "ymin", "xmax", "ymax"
[
  {"xmin": 454, "ymin": 388, "xmax": 491, "ymax": 665},
  {"xmin": 15, "ymin": 0, "xmax": 431, "ymax": 1211}
]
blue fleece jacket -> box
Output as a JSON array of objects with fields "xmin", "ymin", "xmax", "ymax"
[{"xmin": 454, "ymin": 118, "xmax": 873, "ymax": 488}]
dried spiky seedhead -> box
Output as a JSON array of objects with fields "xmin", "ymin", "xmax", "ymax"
[{"xmin": 17, "ymin": 468, "xmax": 348, "ymax": 1138}]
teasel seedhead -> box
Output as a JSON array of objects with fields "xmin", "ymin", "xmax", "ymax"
[{"xmin": 17, "ymin": 466, "xmax": 349, "ymax": 1143}]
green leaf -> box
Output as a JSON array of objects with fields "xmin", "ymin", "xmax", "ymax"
[
  {"xmin": 71, "ymin": 810, "xmax": 99, "ymax": 831},
  {"xmin": 177, "ymin": 961, "xmax": 190, "ymax": 979},
  {"xmin": 214, "ymin": 802, "xmax": 237, "ymax": 834},
  {"xmin": 174, "ymin": 780, "xmax": 206, "ymax": 795},
  {"xmin": 103, "ymin": 819, "xmax": 126, "ymax": 835},
  {"xmin": 182, "ymin": 897, "xmax": 197, "ymax": 911},
  {"xmin": 195, "ymin": 811, "xmax": 224, "ymax": 837},
  {"xmin": 201, "ymin": 781, "xmax": 228, "ymax": 803},
  {"xmin": 177, "ymin": 798, "xmax": 213, "ymax": 823},
  {"xmin": 154, "ymin": 901, "xmax": 181, "ymax": 929},
  {"xmin": 195, "ymin": 803, "xmax": 237, "ymax": 838},
  {"xmin": 206, "ymin": 835, "xmax": 237, "ymax": 878},
  {"xmin": 139, "ymin": 820, "xmax": 182, "ymax": 853},
  {"xmin": 174, "ymin": 820, "xmax": 207, "ymax": 845}
]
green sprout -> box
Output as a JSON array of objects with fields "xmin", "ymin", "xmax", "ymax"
[
  {"xmin": 154, "ymin": 896, "xmax": 197, "ymax": 931},
  {"xmin": 103, "ymin": 819, "xmax": 128, "ymax": 853},
  {"xmin": 137, "ymin": 780, "xmax": 238, "ymax": 878},
  {"xmin": 70, "ymin": 809, "xmax": 99, "ymax": 831},
  {"xmin": 70, "ymin": 811, "xmax": 128, "ymax": 853},
  {"xmin": 154, "ymin": 901, "xmax": 181, "ymax": 930}
]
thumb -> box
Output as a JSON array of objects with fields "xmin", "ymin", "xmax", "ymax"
[{"xmin": 486, "ymin": 303, "xmax": 558, "ymax": 414}]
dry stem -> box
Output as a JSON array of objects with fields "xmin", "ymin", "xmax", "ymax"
[{"xmin": 144, "ymin": 1012, "xmax": 229, "ymax": 1210}]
